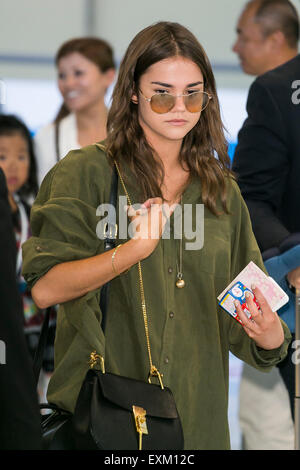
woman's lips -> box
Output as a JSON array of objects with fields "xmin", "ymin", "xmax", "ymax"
[
  {"xmin": 65, "ymin": 90, "xmax": 80, "ymax": 99},
  {"xmin": 165, "ymin": 119, "xmax": 187, "ymax": 125}
]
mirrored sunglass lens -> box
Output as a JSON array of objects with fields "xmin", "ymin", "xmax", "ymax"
[
  {"xmin": 151, "ymin": 94, "xmax": 175, "ymax": 113},
  {"xmin": 185, "ymin": 92, "xmax": 208, "ymax": 112}
]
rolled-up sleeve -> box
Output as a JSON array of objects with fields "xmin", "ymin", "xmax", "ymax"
[{"xmin": 22, "ymin": 148, "xmax": 106, "ymax": 288}]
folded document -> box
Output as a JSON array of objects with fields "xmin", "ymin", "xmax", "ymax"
[{"xmin": 217, "ymin": 261, "xmax": 289, "ymax": 324}]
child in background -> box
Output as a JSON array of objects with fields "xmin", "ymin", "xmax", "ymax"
[{"xmin": 0, "ymin": 114, "xmax": 54, "ymax": 398}]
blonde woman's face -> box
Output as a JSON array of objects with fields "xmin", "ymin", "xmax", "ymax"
[
  {"xmin": 57, "ymin": 52, "xmax": 114, "ymax": 112},
  {"xmin": 132, "ymin": 57, "xmax": 204, "ymax": 148}
]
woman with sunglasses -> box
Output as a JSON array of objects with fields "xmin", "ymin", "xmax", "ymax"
[{"xmin": 22, "ymin": 22, "xmax": 290, "ymax": 450}]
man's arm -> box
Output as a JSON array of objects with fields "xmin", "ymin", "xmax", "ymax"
[{"xmin": 232, "ymin": 79, "xmax": 290, "ymax": 252}]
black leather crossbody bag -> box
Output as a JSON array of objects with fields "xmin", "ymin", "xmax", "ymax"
[{"xmin": 34, "ymin": 160, "xmax": 184, "ymax": 450}]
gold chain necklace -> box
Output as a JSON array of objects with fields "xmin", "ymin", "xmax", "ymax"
[
  {"xmin": 175, "ymin": 196, "xmax": 185, "ymax": 288},
  {"xmin": 114, "ymin": 161, "xmax": 164, "ymax": 389}
]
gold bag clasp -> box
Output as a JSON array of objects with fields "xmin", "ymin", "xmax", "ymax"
[
  {"xmin": 133, "ymin": 406, "xmax": 148, "ymax": 450},
  {"xmin": 89, "ymin": 351, "xmax": 105, "ymax": 373},
  {"xmin": 148, "ymin": 365, "xmax": 164, "ymax": 390},
  {"xmin": 132, "ymin": 406, "xmax": 148, "ymax": 435}
]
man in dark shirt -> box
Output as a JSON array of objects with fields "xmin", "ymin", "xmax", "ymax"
[
  {"xmin": 233, "ymin": 0, "xmax": 300, "ymax": 282},
  {"xmin": 232, "ymin": 0, "xmax": 299, "ymax": 449}
]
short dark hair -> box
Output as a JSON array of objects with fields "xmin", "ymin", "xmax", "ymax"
[
  {"xmin": 0, "ymin": 114, "xmax": 38, "ymax": 198},
  {"xmin": 248, "ymin": 0, "xmax": 299, "ymax": 48}
]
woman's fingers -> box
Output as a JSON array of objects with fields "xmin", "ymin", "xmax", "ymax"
[
  {"xmin": 244, "ymin": 288, "xmax": 262, "ymax": 324},
  {"xmin": 235, "ymin": 285, "xmax": 284, "ymax": 349},
  {"xmin": 142, "ymin": 197, "xmax": 163, "ymax": 209},
  {"xmin": 235, "ymin": 301, "xmax": 259, "ymax": 333},
  {"xmin": 125, "ymin": 198, "xmax": 168, "ymax": 241},
  {"xmin": 235, "ymin": 285, "xmax": 272, "ymax": 324},
  {"xmin": 250, "ymin": 285, "xmax": 274, "ymax": 319}
]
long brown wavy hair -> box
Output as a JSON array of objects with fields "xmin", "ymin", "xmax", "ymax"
[{"xmin": 106, "ymin": 22, "xmax": 233, "ymax": 215}]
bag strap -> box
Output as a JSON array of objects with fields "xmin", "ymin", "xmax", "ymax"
[
  {"xmin": 100, "ymin": 165, "xmax": 118, "ymax": 331},
  {"xmin": 32, "ymin": 165, "xmax": 119, "ymax": 385},
  {"xmin": 114, "ymin": 162, "xmax": 164, "ymax": 389}
]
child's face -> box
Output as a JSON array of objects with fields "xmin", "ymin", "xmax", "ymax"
[
  {"xmin": 0, "ymin": 133, "xmax": 30, "ymax": 195},
  {"xmin": 132, "ymin": 56, "xmax": 204, "ymax": 148}
]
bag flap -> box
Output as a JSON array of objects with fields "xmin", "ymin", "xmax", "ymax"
[{"xmin": 95, "ymin": 371, "xmax": 179, "ymax": 419}]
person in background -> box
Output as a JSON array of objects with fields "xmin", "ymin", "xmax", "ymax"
[
  {"xmin": 0, "ymin": 167, "xmax": 42, "ymax": 449},
  {"xmin": 0, "ymin": 114, "xmax": 55, "ymax": 399},
  {"xmin": 232, "ymin": 0, "xmax": 300, "ymax": 450},
  {"xmin": 22, "ymin": 21, "xmax": 290, "ymax": 450},
  {"xmin": 34, "ymin": 37, "xmax": 115, "ymax": 185}
]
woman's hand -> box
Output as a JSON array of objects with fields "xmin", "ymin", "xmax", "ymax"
[
  {"xmin": 235, "ymin": 285, "xmax": 284, "ymax": 350},
  {"xmin": 32, "ymin": 197, "xmax": 178, "ymax": 308},
  {"xmin": 127, "ymin": 197, "xmax": 177, "ymax": 259}
]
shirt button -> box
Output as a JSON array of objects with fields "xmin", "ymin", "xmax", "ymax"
[
  {"xmin": 168, "ymin": 267, "xmax": 173, "ymax": 274},
  {"xmin": 35, "ymin": 246, "xmax": 43, "ymax": 252},
  {"xmin": 164, "ymin": 357, "xmax": 169, "ymax": 364},
  {"xmin": 169, "ymin": 311, "xmax": 174, "ymax": 318}
]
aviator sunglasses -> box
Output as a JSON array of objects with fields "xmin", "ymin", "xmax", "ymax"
[{"xmin": 139, "ymin": 89, "xmax": 212, "ymax": 114}]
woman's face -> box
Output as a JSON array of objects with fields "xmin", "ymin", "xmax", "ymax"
[
  {"xmin": 0, "ymin": 133, "xmax": 30, "ymax": 195},
  {"xmin": 57, "ymin": 52, "xmax": 114, "ymax": 112},
  {"xmin": 132, "ymin": 56, "xmax": 204, "ymax": 147}
]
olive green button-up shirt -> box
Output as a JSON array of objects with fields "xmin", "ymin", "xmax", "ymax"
[{"xmin": 22, "ymin": 144, "xmax": 291, "ymax": 450}]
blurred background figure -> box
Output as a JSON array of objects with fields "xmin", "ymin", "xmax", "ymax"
[
  {"xmin": 0, "ymin": 114, "xmax": 55, "ymax": 400},
  {"xmin": 232, "ymin": 0, "xmax": 297, "ymax": 75},
  {"xmin": 232, "ymin": 0, "xmax": 299, "ymax": 450},
  {"xmin": 34, "ymin": 37, "xmax": 115, "ymax": 185},
  {"xmin": 0, "ymin": 166, "xmax": 41, "ymax": 449}
]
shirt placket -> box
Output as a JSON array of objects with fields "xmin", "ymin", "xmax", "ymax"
[{"xmin": 159, "ymin": 227, "xmax": 178, "ymax": 384}]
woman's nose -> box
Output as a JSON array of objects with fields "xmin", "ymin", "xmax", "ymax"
[
  {"xmin": 171, "ymin": 94, "xmax": 186, "ymax": 112},
  {"xmin": 60, "ymin": 74, "xmax": 77, "ymax": 90}
]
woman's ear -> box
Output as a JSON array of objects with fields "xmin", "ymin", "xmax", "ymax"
[
  {"xmin": 131, "ymin": 84, "xmax": 139, "ymax": 104},
  {"xmin": 131, "ymin": 92, "xmax": 138, "ymax": 104}
]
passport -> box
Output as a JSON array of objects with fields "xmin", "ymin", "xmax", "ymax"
[{"xmin": 217, "ymin": 261, "xmax": 289, "ymax": 324}]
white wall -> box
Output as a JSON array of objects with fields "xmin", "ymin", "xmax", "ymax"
[
  {"xmin": 1, "ymin": 0, "xmax": 299, "ymax": 84},
  {"xmin": 0, "ymin": 0, "xmax": 299, "ymax": 134}
]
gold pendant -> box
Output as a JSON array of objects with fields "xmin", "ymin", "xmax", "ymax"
[{"xmin": 176, "ymin": 277, "xmax": 185, "ymax": 288}]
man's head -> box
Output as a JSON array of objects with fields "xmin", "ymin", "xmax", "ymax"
[{"xmin": 233, "ymin": 0, "xmax": 299, "ymax": 76}]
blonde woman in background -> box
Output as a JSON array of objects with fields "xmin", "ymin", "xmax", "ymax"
[{"xmin": 34, "ymin": 37, "xmax": 115, "ymax": 185}]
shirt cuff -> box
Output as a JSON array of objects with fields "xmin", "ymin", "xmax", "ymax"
[{"xmin": 251, "ymin": 320, "xmax": 292, "ymax": 368}]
